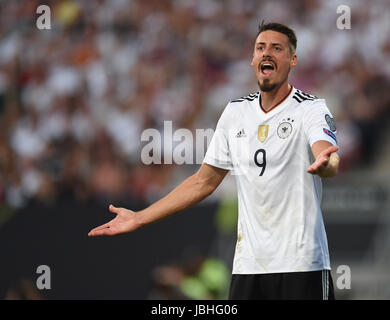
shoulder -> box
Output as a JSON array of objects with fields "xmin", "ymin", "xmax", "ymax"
[
  {"xmin": 229, "ymin": 91, "xmax": 260, "ymax": 104},
  {"xmin": 292, "ymin": 88, "xmax": 329, "ymax": 113},
  {"xmin": 218, "ymin": 91, "xmax": 259, "ymax": 121},
  {"xmin": 293, "ymin": 90, "xmax": 336, "ymax": 131},
  {"xmin": 292, "ymin": 88, "xmax": 320, "ymax": 104},
  {"xmin": 291, "ymin": 89, "xmax": 335, "ymax": 129}
]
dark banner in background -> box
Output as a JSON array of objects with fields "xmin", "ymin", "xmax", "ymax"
[{"xmin": 0, "ymin": 197, "xmax": 219, "ymax": 299}]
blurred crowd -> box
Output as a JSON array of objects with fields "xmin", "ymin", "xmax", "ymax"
[{"xmin": 0, "ymin": 0, "xmax": 390, "ymax": 210}]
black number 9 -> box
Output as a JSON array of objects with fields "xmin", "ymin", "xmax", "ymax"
[{"xmin": 254, "ymin": 149, "xmax": 266, "ymax": 176}]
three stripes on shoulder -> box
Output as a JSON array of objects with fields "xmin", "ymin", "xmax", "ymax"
[
  {"xmin": 230, "ymin": 89, "xmax": 318, "ymax": 104},
  {"xmin": 230, "ymin": 92, "xmax": 260, "ymax": 103},
  {"xmin": 292, "ymin": 89, "xmax": 318, "ymax": 103}
]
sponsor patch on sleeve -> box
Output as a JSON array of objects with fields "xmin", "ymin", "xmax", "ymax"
[{"xmin": 323, "ymin": 128, "xmax": 337, "ymax": 143}]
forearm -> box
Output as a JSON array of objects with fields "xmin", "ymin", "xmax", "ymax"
[
  {"xmin": 88, "ymin": 164, "xmax": 226, "ymax": 237},
  {"xmin": 135, "ymin": 173, "xmax": 215, "ymax": 226}
]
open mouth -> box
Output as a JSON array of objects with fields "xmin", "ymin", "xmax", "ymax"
[{"xmin": 260, "ymin": 62, "xmax": 276, "ymax": 76}]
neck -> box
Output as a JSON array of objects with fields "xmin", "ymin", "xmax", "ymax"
[{"xmin": 260, "ymin": 81, "xmax": 292, "ymax": 112}]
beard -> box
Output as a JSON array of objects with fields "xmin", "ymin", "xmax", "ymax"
[
  {"xmin": 257, "ymin": 64, "xmax": 290, "ymax": 92},
  {"xmin": 258, "ymin": 80, "xmax": 278, "ymax": 92}
]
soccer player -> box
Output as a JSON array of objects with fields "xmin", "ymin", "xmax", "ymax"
[{"xmin": 88, "ymin": 22, "xmax": 340, "ymax": 300}]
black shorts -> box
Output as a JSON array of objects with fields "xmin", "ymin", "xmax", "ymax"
[{"xmin": 229, "ymin": 270, "xmax": 335, "ymax": 300}]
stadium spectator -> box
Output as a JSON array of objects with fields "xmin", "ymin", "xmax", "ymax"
[{"xmin": 0, "ymin": 0, "xmax": 388, "ymax": 212}]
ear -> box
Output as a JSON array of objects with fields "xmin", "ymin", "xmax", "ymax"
[
  {"xmin": 290, "ymin": 54, "xmax": 297, "ymax": 68},
  {"xmin": 250, "ymin": 54, "xmax": 255, "ymax": 67}
]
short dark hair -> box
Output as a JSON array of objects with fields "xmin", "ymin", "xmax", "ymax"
[{"xmin": 257, "ymin": 21, "xmax": 297, "ymax": 54}]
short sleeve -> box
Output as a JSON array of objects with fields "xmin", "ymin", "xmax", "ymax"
[
  {"xmin": 303, "ymin": 99, "xmax": 338, "ymax": 147},
  {"xmin": 203, "ymin": 105, "xmax": 233, "ymax": 170}
]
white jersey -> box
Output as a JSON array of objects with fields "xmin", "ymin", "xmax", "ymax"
[{"xmin": 203, "ymin": 86, "xmax": 338, "ymax": 274}]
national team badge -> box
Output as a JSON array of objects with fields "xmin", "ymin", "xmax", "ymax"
[
  {"xmin": 258, "ymin": 125, "xmax": 269, "ymax": 143},
  {"xmin": 325, "ymin": 114, "xmax": 336, "ymax": 132},
  {"xmin": 277, "ymin": 118, "xmax": 294, "ymax": 139}
]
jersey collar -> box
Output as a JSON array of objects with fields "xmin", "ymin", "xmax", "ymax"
[{"xmin": 258, "ymin": 86, "xmax": 294, "ymax": 115}]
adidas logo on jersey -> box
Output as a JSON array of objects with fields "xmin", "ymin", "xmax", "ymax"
[{"xmin": 236, "ymin": 129, "xmax": 247, "ymax": 138}]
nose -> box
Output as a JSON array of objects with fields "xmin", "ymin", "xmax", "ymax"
[
  {"xmin": 262, "ymin": 49, "xmax": 272, "ymax": 59},
  {"xmin": 262, "ymin": 45, "xmax": 273, "ymax": 59}
]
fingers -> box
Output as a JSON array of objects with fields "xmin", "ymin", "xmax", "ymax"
[
  {"xmin": 322, "ymin": 145, "xmax": 339, "ymax": 157},
  {"xmin": 88, "ymin": 221, "xmax": 121, "ymax": 236},
  {"xmin": 88, "ymin": 221, "xmax": 111, "ymax": 234},
  {"xmin": 109, "ymin": 204, "xmax": 128, "ymax": 217},
  {"xmin": 88, "ymin": 223, "xmax": 109, "ymax": 236},
  {"xmin": 307, "ymin": 146, "xmax": 338, "ymax": 174},
  {"xmin": 88, "ymin": 205, "xmax": 122, "ymax": 237},
  {"xmin": 307, "ymin": 167, "xmax": 319, "ymax": 174},
  {"xmin": 109, "ymin": 204, "xmax": 120, "ymax": 214},
  {"xmin": 88, "ymin": 226, "xmax": 114, "ymax": 237},
  {"xmin": 307, "ymin": 156, "xmax": 328, "ymax": 174},
  {"xmin": 307, "ymin": 165, "xmax": 318, "ymax": 174},
  {"xmin": 88, "ymin": 205, "xmax": 131, "ymax": 237},
  {"xmin": 88, "ymin": 207, "xmax": 118, "ymax": 236}
]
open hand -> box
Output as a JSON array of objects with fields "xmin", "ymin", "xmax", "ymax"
[
  {"xmin": 307, "ymin": 145, "xmax": 339, "ymax": 177},
  {"xmin": 88, "ymin": 205, "xmax": 141, "ymax": 237}
]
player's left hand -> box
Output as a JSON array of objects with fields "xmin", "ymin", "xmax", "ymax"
[{"xmin": 307, "ymin": 145, "xmax": 339, "ymax": 177}]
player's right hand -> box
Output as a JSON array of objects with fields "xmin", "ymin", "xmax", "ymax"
[{"xmin": 88, "ymin": 204, "xmax": 141, "ymax": 237}]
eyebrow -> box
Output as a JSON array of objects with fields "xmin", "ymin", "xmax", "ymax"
[{"xmin": 256, "ymin": 42, "xmax": 284, "ymax": 46}]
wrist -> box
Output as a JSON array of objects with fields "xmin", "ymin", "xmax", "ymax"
[{"xmin": 134, "ymin": 210, "xmax": 147, "ymax": 228}]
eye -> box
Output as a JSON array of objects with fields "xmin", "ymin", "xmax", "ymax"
[
  {"xmin": 257, "ymin": 46, "xmax": 264, "ymax": 51},
  {"xmin": 274, "ymin": 47, "xmax": 281, "ymax": 51}
]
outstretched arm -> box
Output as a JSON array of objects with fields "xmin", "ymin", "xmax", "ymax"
[
  {"xmin": 307, "ymin": 140, "xmax": 340, "ymax": 178},
  {"xmin": 88, "ymin": 163, "xmax": 229, "ymax": 237}
]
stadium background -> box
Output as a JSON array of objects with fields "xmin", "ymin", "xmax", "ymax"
[{"xmin": 0, "ymin": 0, "xmax": 389, "ymax": 299}]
